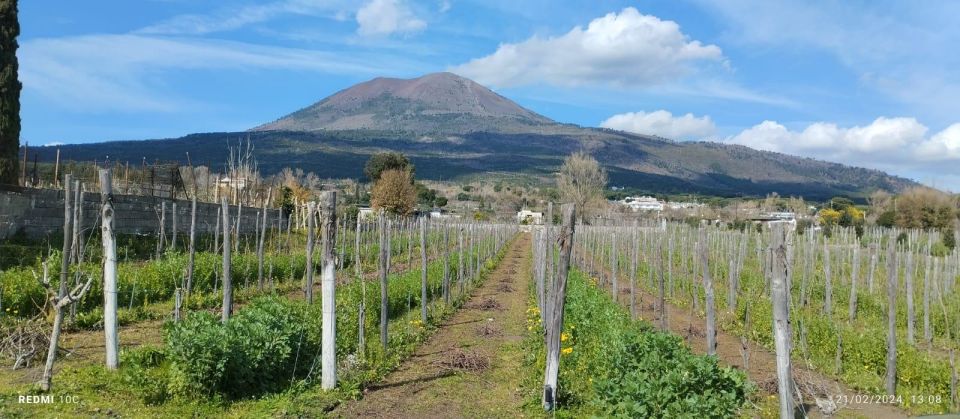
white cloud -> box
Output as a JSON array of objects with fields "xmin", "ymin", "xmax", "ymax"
[
  {"xmin": 356, "ymin": 0, "xmax": 427, "ymax": 36},
  {"xmin": 724, "ymin": 117, "xmax": 960, "ymax": 169},
  {"xmin": 138, "ymin": 0, "xmax": 345, "ymax": 35},
  {"xmin": 600, "ymin": 110, "xmax": 715, "ymax": 140},
  {"xmin": 916, "ymin": 123, "xmax": 960, "ymax": 161},
  {"xmin": 19, "ymin": 34, "xmax": 423, "ymax": 112},
  {"xmin": 695, "ymin": 0, "xmax": 960, "ymax": 125},
  {"xmin": 450, "ymin": 7, "xmax": 723, "ymax": 88}
]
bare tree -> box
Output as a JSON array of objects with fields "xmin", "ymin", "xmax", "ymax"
[
  {"xmin": 371, "ymin": 169, "xmax": 416, "ymax": 215},
  {"xmin": 556, "ymin": 152, "xmax": 607, "ymax": 224}
]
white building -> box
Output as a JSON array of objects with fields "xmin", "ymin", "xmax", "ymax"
[
  {"xmin": 618, "ymin": 196, "xmax": 664, "ymax": 212},
  {"xmin": 762, "ymin": 211, "xmax": 796, "ymax": 221},
  {"xmin": 429, "ymin": 209, "xmax": 459, "ymax": 220},
  {"xmin": 666, "ymin": 201, "xmax": 704, "ymax": 210},
  {"xmin": 358, "ymin": 207, "xmax": 375, "ymax": 220},
  {"xmin": 517, "ymin": 209, "xmax": 543, "ymax": 225}
]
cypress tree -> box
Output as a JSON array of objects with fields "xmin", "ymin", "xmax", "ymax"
[{"xmin": 0, "ymin": 0, "xmax": 20, "ymax": 185}]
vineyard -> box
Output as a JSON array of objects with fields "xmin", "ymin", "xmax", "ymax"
[{"xmin": 1, "ymin": 174, "xmax": 958, "ymax": 418}]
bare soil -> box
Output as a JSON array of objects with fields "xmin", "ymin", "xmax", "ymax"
[{"xmin": 332, "ymin": 235, "xmax": 531, "ymax": 419}]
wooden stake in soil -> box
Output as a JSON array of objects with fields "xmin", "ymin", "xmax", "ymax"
[
  {"xmin": 849, "ymin": 245, "xmax": 860, "ymax": 321},
  {"xmin": 610, "ymin": 233, "xmax": 618, "ymax": 300},
  {"xmin": 221, "ymin": 197, "xmax": 232, "ymax": 323},
  {"xmin": 99, "ymin": 169, "xmax": 119, "ymax": 369},
  {"xmin": 885, "ymin": 237, "xmax": 898, "ymax": 395},
  {"xmin": 305, "ymin": 201, "xmax": 316, "ymax": 304},
  {"xmin": 379, "ymin": 211, "xmax": 389, "ymax": 351},
  {"xmin": 41, "ymin": 175, "xmax": 91, "ymax": 391},
  {"xmin": 319, "ymin": 191, "xmax": 337, "ymax": 390},
  {"xmin": 543, "ymin": 203, "xmax": 576, "ymax": 412},
  {"xmin": 443, "ymin": 225, "xmax": 451, "ymax": 305},
  {"xmin": 700, "ymin": 228, "xmax": 717, "ymax": 356},
  {"xmin": 420, "ymin": 217, "xmax": 428, "ymax": 323},
  {"xmin": 186, "ymin": 195, "xmax": 197, "ymax": 297},
  {"xmin": 769, "ymin": 222, "xmax": 794, "ymax": 419},
  {"xmin": 257, "ymin": 188, "xmax": 270, "ymax": 290},
  {"xmin": 823, "ymin": 241, "xmax": 832, "ymax": 316}
]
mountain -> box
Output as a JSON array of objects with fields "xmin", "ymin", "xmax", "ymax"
[
  {"xmin": 34, "ymin": 73, "xmax": 918, "ymax": 200},
  {"xmin": 253, "ymin": 72, "xmax": 554, "ymax": 134}
]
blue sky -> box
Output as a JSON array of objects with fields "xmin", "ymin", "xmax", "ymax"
[{"xmin": 17, "ymin": 0, "xmax": 960, "ymax": 189}]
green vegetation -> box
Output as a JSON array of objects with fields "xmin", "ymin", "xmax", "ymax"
[
  {"xmin": 523, "ymin": 269, "xmax": 750, "ymax": 417},
  {"xmin": 0, "ymin": 231, "xmax": 510, "ymax": 417}
]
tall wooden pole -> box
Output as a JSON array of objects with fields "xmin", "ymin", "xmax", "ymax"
[
  {"xmin": 378, "ymin": 211, "xmax": 389, "ymax": 351},
  {"xmin": 443, "ymin": 225, "xmax": 451, "ymax": 305},
  {"xmin": 770, "ymin": 222, "xmax": 793, "ymax": 419},
  {"xmin": 99, "ymin": 169, "xmax": 118, "ymax": 369},
  {"xmin": 257, "ymin": 188, "xmax": 270, "ymax": 290},
  {"xmin": 885, "ymin": 237, "xmax": 898, "ymax": 395},
  {"xmin": 543, "ymin": 203, "xmax": 575, "ymax": 411},
  {"xmin": 305, "ymin": 201, "xmax": 316, "ymax": 304},
  {"xmin": 701, "ymin": 228, "xmax": 716, "ymax": 356},
  {"xmin": 41, "ymin": 174, "xmax": 73, "ymax": 391},
  {"xmin": 420, "ymin": 217, "xmax": 428, "ymax": 323},
  {"xmin": 319, "ymin": 191, "xmax": 337, "ymax": 390},
  {"xmin": 221, "ymin": 197, "xmax": 232, "ymax": 323},
  {"xmin": 186, "ymin": 195, "xmax": 197, "ymax": 296}
]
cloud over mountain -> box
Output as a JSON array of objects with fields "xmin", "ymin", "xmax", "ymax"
[
  {"xmin": 451, "ymin": 7, "xmax": 723, "ymax": 88},
  {"xmin": 600, "ymin": 110, "xmax": 715, "ymax": 140}
]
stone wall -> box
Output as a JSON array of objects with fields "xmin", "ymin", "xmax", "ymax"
[{"xmin": 0, "ymin": 185, "xmax": 281, "ymax": 240}]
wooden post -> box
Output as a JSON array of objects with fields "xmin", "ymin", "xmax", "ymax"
[
  {"xmin": 458, "ymin": 226, "xmax": 464, "ymax": 296},
  {"xmin": 885, "ymin": 237, "xmax": 898, "ymax": 395},
  {"xmin": 823, "ymin": 241, "xmax": 832, "ymax": 316},
  {"xmin": 701, "ymin": 228, "xmax": 716, "ymax": 355},
  {"xmin": 769, "ymin": 222, "xmax": 793, "ymax": 419},
  {"xmin": 630, "ymin": 226, "xmax": 638, "ymax": 318},
  {"xmin": 951, "ymin": 349, "xmax": 957, "ymax": 410},
  {"xmin": 305, "ymin": 201, "xmax": 316, "ymax": 304},
  {"xmin": 924, "ymin": 253, "xmax": 932, "ymax": 344},
  {"xmin": 849, "ymin": 245, "xmax": 860, "ymax": 321},
  {"xmin": 319, "ymin": 191, "xmax": 337, "ymax": 390},
  {"xmin": 171, "ymin": 201, "xmax": 178, "ymax": 251},
  {"xmin": 610, "ymin": 233, "xmax": 618, "ymax": 300},
  {"xmin": 221, "ymin": 197, "xmax": 232, "ymax": 323},
  {"xmin": 356, "ymin": 219, "xmax": 366, "ymax": 359},
  {"xmin": 378, "ymin": 212, "xmax": 389, "ymax": 351},
  {"xmin": 186, "ymin": 195, "xmax": 197, "ymax": 296},
  {"xmin": 420, "ymin": 217, "xmax": 428, "ymax": 323},
  {"xmin": 158, "ymin": 201, "xmax": 166, "ymax": 257},
  {"xmin": 443, "ymin": 225, "xmax": 451, "ymax": 305},
  {"xmin": 53, "ymin": 148, "xmax": 60, "ymax": 188},
  {"xmin": 257, "ymin": 189, "xmax": 270, "ymax": 290},
  {"xmin": 905, "ymin": 249, "xmax": 915, "ymax": 344},
  {"xmin": 542, "ymin": 203, "xmax": 575, "ymax": 411},
  {"xmin": 354, "ymin": 218, "xmax": 362, "ymax": 278},
  {"xmin": 99, "ymin": 169, "xmax": 119, "ymax": 369},
  {"xmin": 658, "ymin": 236, "xmax": 667, "ymax": 330},
  {"xmin": 41, "ymin": 174, "xmax": 74, "ymax": 391},
  {"xmin": 173, "ymin": 288, "xmax": 182, "ymax": 322}
]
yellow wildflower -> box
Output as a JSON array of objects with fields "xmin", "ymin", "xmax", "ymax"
[
  {"xmin": 561, "ymin": 347, "xmax": 573, "ymax": 355},
  {"xmin": 561, "ymin": 332, "xmax": 570, "ymax": 342}
]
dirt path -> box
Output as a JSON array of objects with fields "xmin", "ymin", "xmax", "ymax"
[
  {"xmin": 333, "ymin": 234, "xmax": 531, "ymax": 419},
  {"xmin": 590, "ymin": 265, "xmax": 909, "ymax": 419}
]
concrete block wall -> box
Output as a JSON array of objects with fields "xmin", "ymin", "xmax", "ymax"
[{"xmin": 0, "ymin": 186, "xmax": 281, "ymax": 240}]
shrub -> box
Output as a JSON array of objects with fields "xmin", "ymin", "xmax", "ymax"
[
  {"xmin": 163, "ymin": 297, "xmax": 319, "ymax": 399},
  {"xmin": 526, "ymin": 270, "xmax": 750, "ymax": 417}
]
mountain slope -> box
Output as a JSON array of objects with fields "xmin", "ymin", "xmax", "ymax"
[
  {"xmin": 253, "ymin": 72, "xmax": 554, "ymax": 134},
  {"xmin": 35, "ymin": 73, "xmax": 918, "ymax": 200}
]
